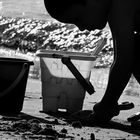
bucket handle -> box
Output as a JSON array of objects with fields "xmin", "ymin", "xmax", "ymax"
[
  {"xmin": 0, "ymin": 63, "xmax": 28, "ymax": 98},
  {"xmin": 61, "ymin": 56, "xmax": 95, "ymax": 95}
]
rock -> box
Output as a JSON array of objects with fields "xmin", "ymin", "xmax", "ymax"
[
  {"xmin": 61, "ymin": 128, "xmax": 67, "ymax": 133},
  {"xmin": 71, "ymin": 121, "xmax": 82, "ymax": 128},
  {"xmin": 37, "ymin": 127, "xmax": 58, "ymax": 136},
  {"xmin": 90, "ymin": 133, "xmax": 95, "ymax": 140}
]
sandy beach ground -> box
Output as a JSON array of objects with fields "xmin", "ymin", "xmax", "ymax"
[
  {"xmin": 0, "ymin": 67, "xmax": 140, "ymax": 139},
  {"xmin": 2, "ymin": 68, "xmax": 138, "ymax": 140}
]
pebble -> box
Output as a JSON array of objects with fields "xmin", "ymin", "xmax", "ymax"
[
  {"xmin": 90, "ymin": 133, "xmax": 95, "ymax": 140},
  {"xmin": 71, "ymin": 121, "xmax": 82, "ymax": 128},
  {"xmin": 61, "ymin": 128, "xmax": 67, "ymax": 133}
]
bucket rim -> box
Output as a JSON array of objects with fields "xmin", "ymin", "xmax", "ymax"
[
  {"xmin": 36, "ymin": 50, "xmax": 97, "ymax": 61},
  {"xmin": 0, "ymin": 57, "xmax": 34, "ymax": 65}
]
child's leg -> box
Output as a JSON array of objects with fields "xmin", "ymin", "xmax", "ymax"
[
  {"xmin": 132, "ymin": 32, "xmax": 140, "ymax": 83},
  {"xmin": 100, "ymin": 37, "xmax": 133, "ymax": 105},
  {"xmin": 90, "ymin": 0, "xmax": 135, "ymax": 123},
  {"xmin": 92, "ymin": 31, "xmax": 134, "ymax": 122}
]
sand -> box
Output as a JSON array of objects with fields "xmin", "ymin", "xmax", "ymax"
[{"xmin": 0, "ymin": 68, "xmax": 140, "ymax": 139}]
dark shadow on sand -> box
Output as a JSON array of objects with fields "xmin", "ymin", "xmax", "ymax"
[
  {"xmin": 41, "ymin": 110, "xmax": 140, "ymax": 136},
  {"xmin": 1, "ymin": 111, "xmax": 140, "ymax": 136}
]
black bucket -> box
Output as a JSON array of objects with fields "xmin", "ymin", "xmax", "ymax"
[{"xmin": 0, "ymin": 57, "xmax": 34, "ymax": 114}]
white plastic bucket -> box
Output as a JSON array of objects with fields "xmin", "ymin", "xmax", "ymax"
[{"xmin": 36, "ymin": 50, "xmax": 96, "ymax": 114}]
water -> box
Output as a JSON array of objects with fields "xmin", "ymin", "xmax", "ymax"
[{"xmin": 0, "ymin": 0, "xmax": 53, "ymax": 20}]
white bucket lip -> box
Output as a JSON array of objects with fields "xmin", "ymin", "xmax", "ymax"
[{"xmin": 36, "ymin": 50, "xmax": 97, "ymax": 61}]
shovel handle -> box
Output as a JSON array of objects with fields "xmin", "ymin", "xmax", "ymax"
[{"xmin": 61, "ymin": 56, "xmax": 95, "ymax": 95}]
